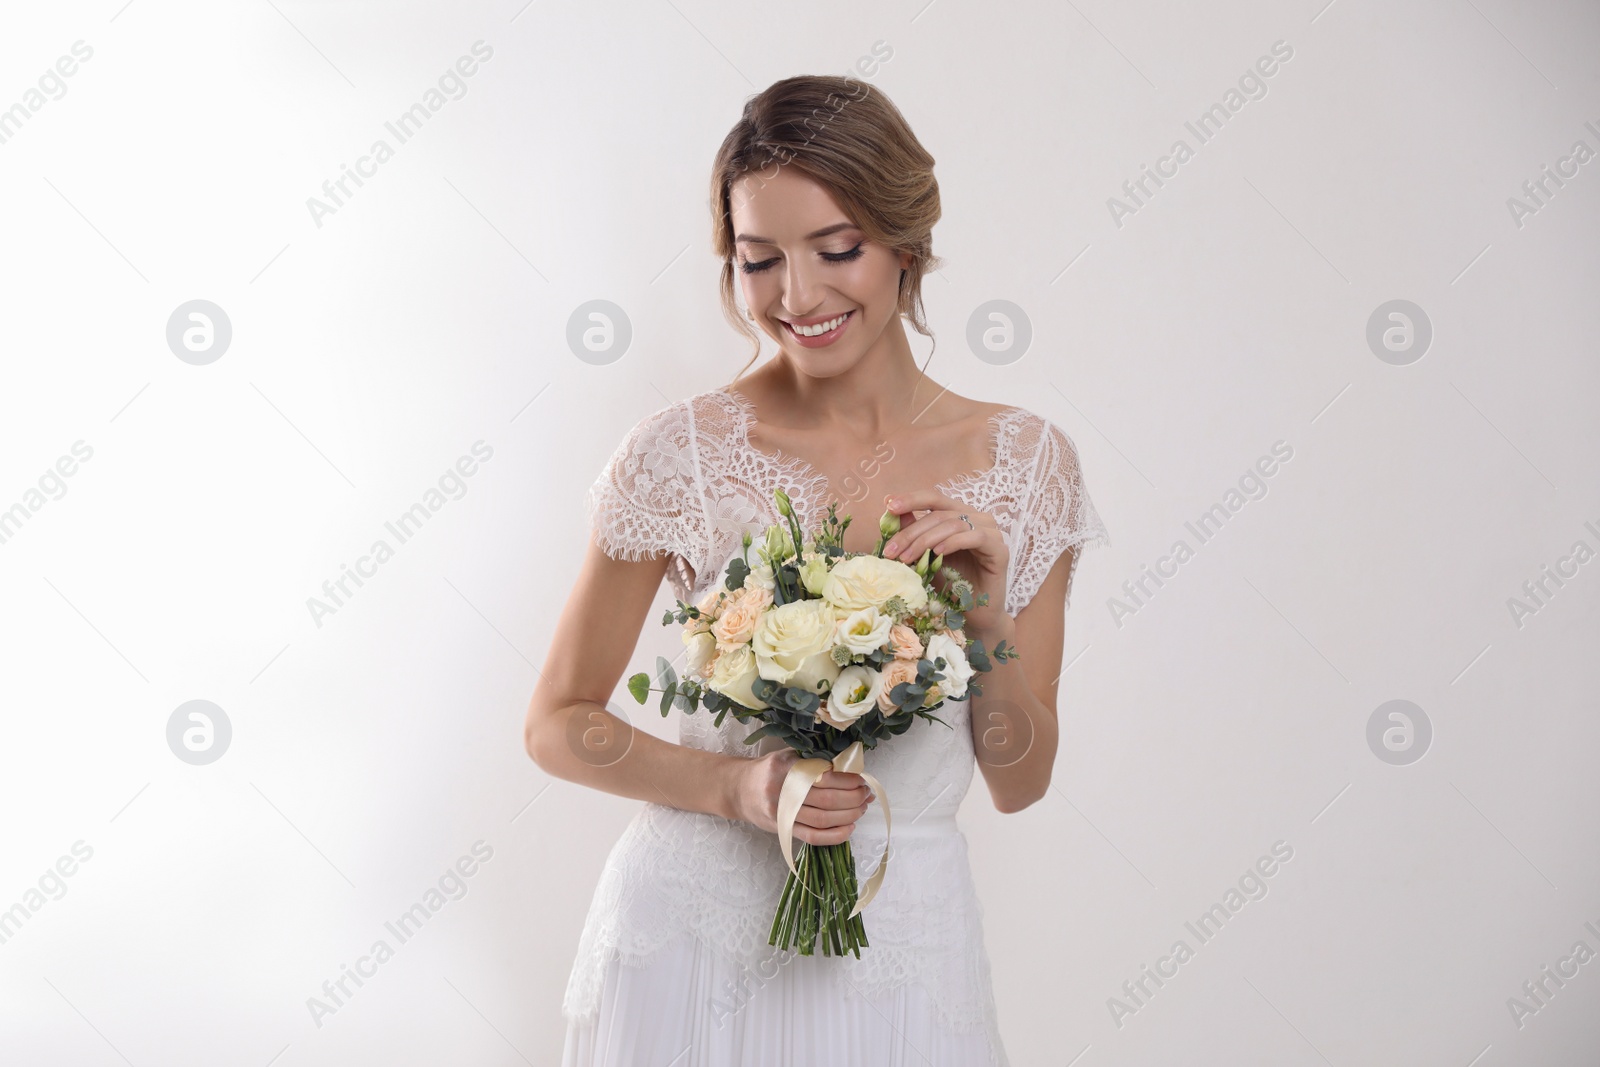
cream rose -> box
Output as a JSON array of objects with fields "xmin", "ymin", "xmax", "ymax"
[
  {"xmin": 683, "ymin": 629, "xmax": 717, "ymax": 679},
  {"xmin": 822, "ymin": 554, "xmax": 928, "ymax": 614},
  {"xmin": 888, "ymin": 623, "xmax": 923, "ymax": 661},
  {"xmin": 710, "ymin": 644, "xmax": 769, "ymax": 710},
  {"xmin": 819, "ymin": 665, "xmax": 884, "ymax": 729},
  {"xmin": 925, "ymin": 631, "xmax": 974, "ymax": 699},
  {"xmin": 751, "ymin": 599, "xmax": 843, "ymax": 695},
  {"xmin": 712, "ymin": 586, "xmax": 771, "ymax": 650},
  {"xmin": 835, "ymin": 606, "xmax": 892, "ymax": 657},
  {"xmin": 877, "ymin": 658, "xmax": 920, "ymax": 713}
]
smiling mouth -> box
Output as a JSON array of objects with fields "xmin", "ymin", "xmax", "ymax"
[{"xmin": 782, "ymin": 310, "xmax": 854, "ymax": 338}]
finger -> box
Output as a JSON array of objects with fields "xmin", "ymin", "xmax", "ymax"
[
  {"xmin": 796, "ymin": 799, "xmax": 864, "ymax": 825},
  {"xmin": 928, "ymin": 524, "xmax": 986, "ymax": 558},
  {"xmin": 796, "ymin": 800, "xmax": 868, "ymax": 829},
  {"xmin": 799, "ymin": 823, "xmax": 855, "ymax": 846},
  {"xmin": 884, "ymin": 490, "xmax": 957, "ymax": 516},
  {"xmin": 881, "ymin": 511, "xmax": 950, "ymax": 559},
  {"xmin": 807, "ymin": 783, "xmax": 870, "ymax": 809},
  {"xmin": 888, "ymin": 516, "xmax": 972, "ymax": 564},
  {"xmin": 816, "ymin": 770, "xmax": 868, "ymax": 790}
]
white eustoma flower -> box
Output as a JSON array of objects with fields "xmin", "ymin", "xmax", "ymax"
[
  {"xmin": 924, "ymin": 631, "xmax": 974, "ymax": 699},
  {"xmin": 834, "ymin": 606, "xmax": 892, "ymax": 657},
  {"xmin": 799, "ymin": 551, "xmax": 831, "ymax": 596},
  {"xmin": 820, "ymin": 665, "xmax": 884, "ymax": 729}
]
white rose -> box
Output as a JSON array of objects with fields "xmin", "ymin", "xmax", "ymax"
[
  {"xmin": 820, "ymin": 665, "xmax": 884, "ymax": 729},
  {"xmin": 925, "ymin": 632, "xmax": 974, "ymax": 699},
  {"xmin": 683, "ymin": 629, "xmax": 717, "ymax": 679},
  {"xmin": 747, "ymin": 558, "xmax": 776, "ymax": 592},
  {"xmin": 752, "ymin": 599, "xmax": 843, "ymax": 695},
  {"xmin": 710, "ymin": 644, "xmax": 769, "ymax": 710},
  {"xmin": 835, "ymin": 606, "xmax": 892, "ymax": 657},
  {"xmin": 822, "ymin": 554, "xmax": 928, "ymax": 613}
]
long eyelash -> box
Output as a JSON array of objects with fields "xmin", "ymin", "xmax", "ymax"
[{"xmin": 739, "ymin": 242, "xmax": 865, "ymax": 275}]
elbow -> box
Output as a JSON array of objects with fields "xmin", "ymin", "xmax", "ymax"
[
  {"xmin": 523, "ymin": 698, "xmax": 554, "ymax": 772},
  {"xmin": 523, "ymin": 719, "xmax": 545, "ymax": 770},
  {"xmin": 992, "ymin": 775, "xmax": 1050, "ymax": 815},
  {"xmin": 993, "ymin": 792, "xmax": 1041, "ymax": 815},
  {"xmin": 992, "ymin": 728, "xmax": 1058, "ymax": 814}
]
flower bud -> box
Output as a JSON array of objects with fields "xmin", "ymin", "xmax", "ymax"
[
  {"xmin": 879, "ymin": 510, "xmax": 900, "ymax": 540},
  {"xmin": 764, "ymin": 523, "xmax": 794, "ymax": 561},
  {"xmin": 774, "ymin": 487, "xmax": 793, "ymax": 518}
]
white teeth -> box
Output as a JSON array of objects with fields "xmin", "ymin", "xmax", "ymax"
[{"xmin": 790, "ymin": 312, "xmax": 849, "ymax": 337}]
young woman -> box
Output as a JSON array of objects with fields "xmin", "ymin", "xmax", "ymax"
[{"xmin": 526, "ymin": 74, "xmax": 1108, "ymax": 1066}]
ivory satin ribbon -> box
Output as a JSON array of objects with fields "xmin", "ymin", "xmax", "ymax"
[{"xmin": 774, "ymin": 740, "xmax": 890, "ymax": 919}]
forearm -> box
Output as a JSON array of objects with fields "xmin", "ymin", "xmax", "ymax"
[
  {"xmin": 528, "ymin": 699, "xmax": 745, "ymax": 821},
  {"xmin": 966, "ymin": 613, "xmax": 1058, "ymax": 812}
]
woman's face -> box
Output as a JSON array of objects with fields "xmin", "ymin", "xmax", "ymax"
[{"xmin": 729, "ymin": 166, "xmax": 911, "ymax": 378}]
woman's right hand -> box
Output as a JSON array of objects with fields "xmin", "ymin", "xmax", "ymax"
[{"xmin": 732, "ymin": 749, "xmax": 875, "ymax": 846}]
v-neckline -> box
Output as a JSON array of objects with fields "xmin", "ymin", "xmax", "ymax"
[{"xmin": 714, "ymin": 386, "xmax": 1022, "ymax": 521}]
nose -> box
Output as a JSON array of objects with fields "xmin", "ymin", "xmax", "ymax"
[{"xmin": 781, "ymin": 255, "xmax": 824, "ymax": 318}]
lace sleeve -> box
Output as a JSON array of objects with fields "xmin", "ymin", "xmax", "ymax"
[
  {"xmin": 583, "ymin": 401, "xmax": 706, "ymax": 580},
  {"xmin": 1008, "ymin": 419, "xmax": 1108, "ymax": 616}
]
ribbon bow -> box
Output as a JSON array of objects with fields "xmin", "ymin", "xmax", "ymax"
[{"xmin": 774, "ymin": 740, "xmax": 892, "ymax": 919}]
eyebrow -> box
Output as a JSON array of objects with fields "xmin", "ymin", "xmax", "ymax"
[{"xmin": 733, "ymin": 222, "xmax": 861, "ymax": 245}]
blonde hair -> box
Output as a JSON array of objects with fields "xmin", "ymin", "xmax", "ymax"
[{"xmin": 709, "ymin": 75, "xmax": 943, "ymax": 384}]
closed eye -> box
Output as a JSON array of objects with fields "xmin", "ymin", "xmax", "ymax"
[{"xmin": 740, "ymin": 242, "xmax": 866, "ymax": 275}]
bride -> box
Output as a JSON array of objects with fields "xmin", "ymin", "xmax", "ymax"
[{"xmin": 525, "ymin": 73, "xmax": 1107, "ymax": 1066}]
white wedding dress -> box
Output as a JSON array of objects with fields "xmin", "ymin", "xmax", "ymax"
[{"xmin": 561, "ymin": 387, "xmax": 1108, "ymax": 1066}]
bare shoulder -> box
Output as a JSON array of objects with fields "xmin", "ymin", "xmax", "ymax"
[{"xmin": 921, "ymin": 387, "xmax": 1033, "ymax": 435}]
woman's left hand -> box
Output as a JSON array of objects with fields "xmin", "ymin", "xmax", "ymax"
[{"xmin": 881, "ymin": 491, "xmax": 1009, "ymax": 629}]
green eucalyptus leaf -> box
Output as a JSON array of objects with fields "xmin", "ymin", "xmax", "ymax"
[
  {"xmin": 656, "ymin": 657, "xmax": 678, "ymax": 692},
  {"xmin": 744, "ymin": 722, "xmax": 796, "ymax": 745}
]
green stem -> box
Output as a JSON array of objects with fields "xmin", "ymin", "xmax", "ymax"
[
  {"xmin": 826, "ymin": 846, "xmax": 846, "ymax": 956},
  {"xmin": 825, "ymin": 851, "xmax": 838, "ymax": 959}
]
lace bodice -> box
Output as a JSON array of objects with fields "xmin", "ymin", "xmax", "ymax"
[
  {"xmin": 565, "ymin": 387, "xmax": 1109, "ymax": 1044},
  {"xmin": 583, "ymin": 387, "xmax": 1109, "ymax": 617}
]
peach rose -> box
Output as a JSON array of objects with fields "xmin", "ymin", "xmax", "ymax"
[
  {"xmin": 712, "ymin": 586, "xmax": 772, "ymax": 650},
  {"xmin": 877, "ymin": 658, "xmax": 920, "ymax": 713},
  {"xmin": 688, "ymin": 586, "xmax": 728, "ymax": 635},
  {"xmin": 889, "ymin": 623, "xmax": 923, "ymax": 661}
]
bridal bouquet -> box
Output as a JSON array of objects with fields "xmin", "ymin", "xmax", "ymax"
[{"xmin": 627, "ymin": 488, "xmax": 1018, "ymax": 957}]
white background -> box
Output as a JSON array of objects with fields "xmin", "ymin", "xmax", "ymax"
[{"xmin": 0, "ymin": 1, "xmax": 1596, "ymax": 1064}]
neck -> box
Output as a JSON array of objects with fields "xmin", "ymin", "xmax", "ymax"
[{"xmin": 755, "ymin": 319, "xmax": 945, "ymax": 436}]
